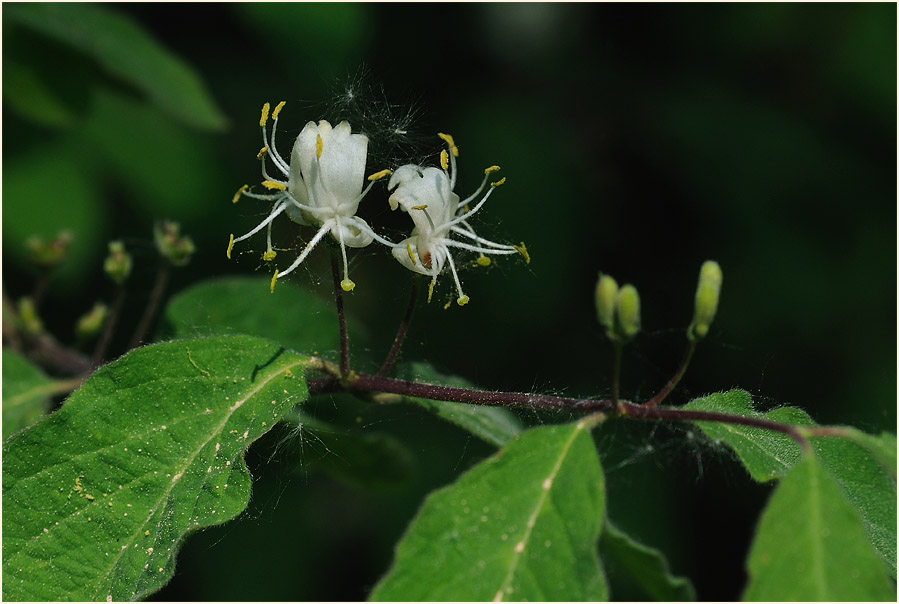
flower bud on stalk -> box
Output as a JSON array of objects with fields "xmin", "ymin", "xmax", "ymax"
[
  {"xmin": 76, "ymin": 303, "xmax": 108, "ymax": 341},
  {"xmin": 154, "ymin": 221, "xmax": 195, "ymax": 267},
  {"xmin": 104, "ymin": 241, "xmax": 132, "ymax": 285},
  {"xmin": 689, "ymin": 260, "xmax": 723, "ymax": 342},
  {"xmin": 595, "ymin": 273, "xmax": 619, "ymax": 337},
  {"xmin": 615, "ymin": 284, "xmax": 641, "ymax": 342}
]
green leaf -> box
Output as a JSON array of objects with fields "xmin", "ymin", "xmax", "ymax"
[
  {"xmin": 684, "ymin": 390, "xmax": 896, "ymax": 576},
  {"xmin": 599, "ymin": 522, "xmax": 695, "ymax": 601},
  {"xmin": 2, "ymin": 335, "xmax": 311, "ymax": 601},
  {"xmin": 2, "ymin": 349, "xmax": 54, "ymax": 440},
  {"xmin": 78, "ymin": 90, "xmax": 223, "ymax": 221},
  {"xmin": 2, "ymin": 61, "xmax": 77, "ymax": 128},
  {"xmin": 161, "ymin": 276, "xmax": 355, "ymax": 356},
  {"xmin": 396, "ymin": 362, "xmax": 523, "ymax": 448},
  {"xmin": 683, "ymin": 389, "xmax": 811, "ymax": 482},
  {"xmin": 744, "ymin": 454, "xmax": 895, "ymax": 601},
  {"xmin": 5, "ymin": 3, "xmax": 226, "ymax": 131},
  {"xmin": 370, "ymin": 420, "xmax": 607, "ymax": 601}
]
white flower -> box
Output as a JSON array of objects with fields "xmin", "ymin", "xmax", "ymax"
[
  {"xmin": 228, "ymin": 102, "xmax": 394, "ymax": 292},
  {"xmin": 388, "ymin": 132, "xmax": 529, "ymax": 306}
]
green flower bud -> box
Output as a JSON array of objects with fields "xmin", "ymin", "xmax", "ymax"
[
  {"xmin": 17, "ymin": 297, "xmax": 43, "ymax": 336},
  {"xmin": 689, "ymin": 260, "xmax": 723, "ymax": 341},
  {"xmin": 615, "ymin": 284, "xmax": 641, "ymax": 341},
  {"xmin": 154, "ymin": 221, "xmax": 195, "ymax": 267},
  {"xmin": 595, "ymin": 273, "xmax": 619, "ymax": 333},
  {"xmin": 76, "ymin": 303, "xmax": 108, "ymax": 341},
  {"xmin": 25, "ymin": 230, "xmax": 73, "ymax": 268},
  {"xmin": 104, "ymin": 241, "xmax": 132, "ymax": 285}
]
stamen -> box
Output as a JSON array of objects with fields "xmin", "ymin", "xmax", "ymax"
[
  {"xmin": 513, "ymin": 242, "xmax": 530, "ymax": 264},
  {"xmin": 272, "ymin": 101, "xmax": 286, "ymax": 120},
  {"xmin": 437, "ymin": 132, "xmax": 459, "ymax": 157},
  {"xmin": 232, "ymin": 201, "xmax": 288, "ymax": 245},
  {"xmin": 406, "ymin": 240, "xmax": 417, "ymax": 265},
  {"xmin": 226, "ymin": 234, "xmax": 235, "ymax": 259},
  {"xmin": 263, "ymin": 251, "xmax": 276, "ymax": 261},
  {"xmin": 232, "ymin": 185, "xmax": 249, "ymax": 204},
  {"xmin": 484, "ymin": 165, "xmax": 501, "ymax": 175},
  {"xmin": 278, "ymin": 221, "xmax": 333, "ymax": 278},
  {"xmin": 428, "ymin": 278, "xmax": 436, "ymax": 303},
  {"xmin": 445, "ymin": 252, "xmax": 467, "ymax": 305},
  {"xmin": 257, "ymin": 146, "xmax": 269, "ymax": 160},
  {"xmin": 367, "ymin": 169, "xmax": 393, "ymax": 181},
  {"xmin": 440, "ymin": 149, "xmax": 449, "ymax": 171},
  {"xmin": 410, "ymin": 205, "xmax": 429, "ymax": 211},
  {"xmin": 316, "ymin": 134, "xmax": 323, "ymax": 159},
  {"xmin": 259, "ymin": 102, "xmax": 270, "ymax": 128},
  {"xmin": 335, "ymin": 219, "xmax": 355, "ymax": 292},
  {"xmin": 491, "ymin": 177, "xmax": 506, "ymax": 188},
  {"xmin": 270, "ymin": 270, "xmax": 279, "ymax": 293},
  {"xmin": 477, "ymin": 257, "xmax": 491, "ymax": 267},
  {"xmin": 262, "ymin": 180, "xmax": 287, "ymax": 191}
]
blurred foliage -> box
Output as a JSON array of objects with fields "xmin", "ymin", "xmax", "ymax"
[{"xmin": 3, "ymin": 3, "xmax": 894, "ymax": 601}]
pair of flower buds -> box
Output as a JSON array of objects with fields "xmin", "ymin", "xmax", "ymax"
[{"xmin": 228, "ymin": 102, "xmax": 528, "ymax": 306}]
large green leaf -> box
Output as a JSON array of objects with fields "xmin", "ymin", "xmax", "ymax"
[
  {"xmin": 5, "ymin": 3, "xmax": 226, "ymax": 131},
  {"xmin": 2, "ymin": 349, "xmax": 54, "ymax": 440},
  {"xmin": 396, "ymin": 362, "xmax": 523, "ymax": 448},
  {"xmin": 599, "ymin": 522, "xmax": 695, "ymax": 601},
  {"xmin": 744, "ymin": 454, "xmax": 895, "ymax": 601},
  {"xmin": 370, "ymin": 420, "xmax": 607, "ymax": 601},
  {"xmin": 685, "ymin": 390, "xmax": 896, "ymax": 576},
  {"xmin": 161, "ymin": 276, "xmax": 354, "ymax": 356},
  {"xmin": 2, "ymin": 335, "xmax": 311, "ymax": 601}
]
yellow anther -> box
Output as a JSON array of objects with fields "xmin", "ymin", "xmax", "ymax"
[
  {"xmin": 270, "ymin": 270, "xmax": 279, "ymax": 293},
  {"xmin": 259, "ymin": 102, "xmax": 270, "ymax": 127},
  {"xmin": 262, "ymin": 180, "xmax": 287, "ymax": 191},
  {"xmin": 490, "ymin": 177, "xmax": 507, "ymax": 188},
  {"xmin": 440, "ymin": 149, "xmax": 449, "ymax": 171},
  {"xmin": 262, "ymin": 250, "xmax": 276, "ymax": 261},
  {"xmin": 232, "ymin": 184, "xmax": 249, "ymax": 204},
  {"xmin": 443, "ymin": 300, "xmax": 452, "ymax": 310},
  {"xmin": 457, "ymin": 295, "xmax": 470, "ymax": 306},
  {"xmin": 272, "ymin": 101, "xmax": 286, "ymax": 120},
  {"xmin": 484, "ymin": 165, "xmax": 501, "ymax": 175},
  {"xmin": 406, "ymin": 240, "xmax": 417, "ymax": 265},
  {"xmin": 427, "ymin": 280, "xmax": 435, "ymax": 303},
  {"xmin": 256, "ymin": 146, "xmax": 269, "ymax": 160},
  {"xmin": 410, "ymin": 205, "xmax": 429, "ymax": 211},
  {"xmin": 368, "ymin": 168, "xmax": 393, "ymax": 181},
  {"xmin": 341, "ymin": 279, "xmax": 356, "ymax": 292},
  {"xmin": 437, "ymin": 132, "xmax": 459, "ymax": 156},
  {"xmin": 513, "ymin": 242, "xmax": 530, "ymax": 264},
  {"xmin": 316, "ymin": 134, "xmax": 323, "ymax": 159},
  {"xmin": 226, "ymin": 234, "xmax": 235, "ymax": 259},
  {"xmin": 477, "ymin": 256, "xmax": 491, "ymax": 267}
]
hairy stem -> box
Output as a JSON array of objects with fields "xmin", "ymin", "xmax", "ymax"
[
  {"xmin": 128, "ymin": 263, "xmax": 170, "ymax": 350},
  {"xmin": 305, "ymin": 368, "xmax": 810, "ymax": 451},
  {"xmin": 329, "ymin": 250, "xmax": 350, "ymax": 379},
  {"xmin": 643, "ymin": 341, "xmax": 695, "ymax": 407},
  {"xmin": 378, "ymin": 278, "xmax": 418, "ymax": 377}
]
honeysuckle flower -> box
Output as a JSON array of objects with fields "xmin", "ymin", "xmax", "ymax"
[
  {"xmin": 387, "ymin": 132, "xmax": 529, "ymax": 306},
  {"xmin": 228, "ymin": 102, "xmax": 394, "ymax": 292}
]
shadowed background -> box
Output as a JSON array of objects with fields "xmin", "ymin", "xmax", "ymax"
[{"xmin": 3, "ymin": 3, "xmax": 895, "ymax": 600}]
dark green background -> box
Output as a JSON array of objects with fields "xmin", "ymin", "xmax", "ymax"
[{"xmin": 4, "ymin": 3, "xmax": 895, "ymax": 600}]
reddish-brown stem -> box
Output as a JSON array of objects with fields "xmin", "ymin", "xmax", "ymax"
[
  {"xmin": 377, "ymin": 278, "xmax": 418, "ymax": 377},
  {"xmin": 643, "ymin": 341, "xmax": 695, "ymax": 408},
  {"xmin": 329, "ymin": 250, "xmax": 350, "ymax": 379}
]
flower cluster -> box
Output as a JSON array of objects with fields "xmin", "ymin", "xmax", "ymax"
[{"xmin": 229, "ymin": 102, "xmax": 528, "ymax": 304}]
